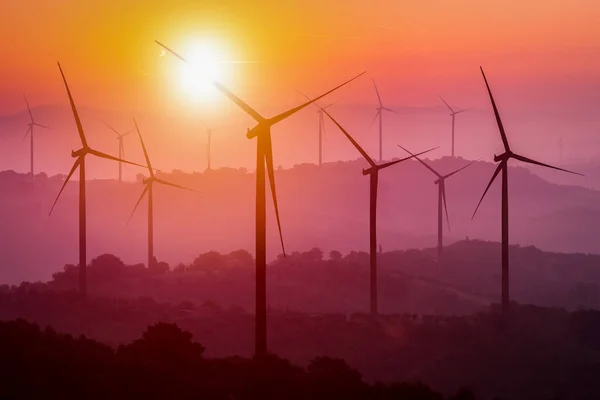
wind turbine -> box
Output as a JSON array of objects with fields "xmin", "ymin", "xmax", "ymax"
[
  {"xmin": 372, "ymin": 79, "xmax": 397, "ymax": 162},
  {"xmin": 22, "ymin": 95, "xmax": 49, "ymax": 179},
  {"xmin": 49, "ymin": 63, "xmax": 144, "ymax": 297},
  {"xmin": 299, "ymin": 91, "xmax": 335, "ymax": 165},
  {"xmin": 399, "ymin": 145, "xmax": 476, "ymax": 262},
  {"xmin": 324, "ymin": 110, "xmax": 436, "ymax": 315},
  {"xmin": 157, "ymin": 40, "xmax": 365, "ymax": 357},
  {"xmin": 440, "ymin": 96, "xmax": 469, "ymax": 158},
  {"xmin": 472, "ymin": 67, "xmax": 582, "ymax": 315},
  {"xmin": 102, "ymin": 121, "xmax": 130, "ymax": 182},
  {"xmin": 128, "ymin": 119, "xmax": 196, "ymax": 271}
]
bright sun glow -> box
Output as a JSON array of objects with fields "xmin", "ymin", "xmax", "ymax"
[{"xmin": 177, "ymin": 42, "xmax": 228, "ymax": 102}]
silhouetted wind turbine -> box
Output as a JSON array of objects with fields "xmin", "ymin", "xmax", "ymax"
[
  {"xmin": 372, "ymin": 79, "xmax": 397, "ymax": 162},
  {"xmin": 399, "ymin": 145, "xmax": 476, "ymax": 262},
  {"xmin": 299, "ymin": 91, "xmax": 335, "ymax": 165},
  {"xmin": 324, "ymin": 110, "xmax": 436, "ymax": 315},
  {"xmin": 472, "ymin": 67, "xmax": 582, "ymax": 315},
  {"xmin": 49, "ymin": 63, "xmax": 144, "ymax": 297},
  {"xmin": 157, "ymin": 39, "xmax": 365, "ymax": 357},
  {"xmin": 22, "ymin": 95, "xmax": 49, "ymax": 179},
  {"xmin": 102, "ymin": 121, "xmax": 131, "ymax": 182},
  {"xmin": 440, "ymin": 96, "xmax": 469, "ymax": 157},
  {"xmin": 129, "ymin": 119, "xmax": 196, "ymax": 271}
]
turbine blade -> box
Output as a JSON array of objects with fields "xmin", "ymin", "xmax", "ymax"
[
  {"xmin": 323, "ymin": 109, "xmax": 376, "ymax": 167},
  {"xmin": 22, "ymin": 126, "xmax": 32, "ymax": 143},
  {"xmin": 480, "ymin": 67, "xmax": 510, "ymax": 152},
  {"xmin": 23, "ymin": 94, "xmax": 34, "ymax": 122},
  {"xmin": 212, "ymin": 81, "xmax": 266, "ymax": 123},
  {"xmin": 34, "ymin": 123, "xmax": 50, "ymax": 129},
  {"xmin": 155, "ymin": 40, "xmax": 265, "ymax": 123},
  {"xmin": 372, "ymin": 79, "xmax": 383, "ymax": 107},
  {"xmin": 127, "ymin": 184, "xmax": 149, "ymax": 224},
  {"xmin": 472, "ymin": 161, "xmax": 504, "ymax": 220},
  {"xmin": 154, "ymin": 178, "xmax": 197, "ymax": 192},
  {"xmin": 442, "ymin": 186, "xmax": 451, "ymax": 231},
  {"xmin": 511, "ymin": 153, "xmax": 583, "ymax": 176},
  {"xmin": 443, "ymin": 159, "xmax": 478, "ymax": 179},
  {"xmin": 263, "ymin": 134, "xmax": 286, "ymax": 257},
  {"xmin": 87, "ymin": 148, "xmax": 146, "ymax": 169},
  {"xmin": 383, "ymin": 107, "xmax": 398, "ymax": 114},
  {"xmin": 398, "ymin": 144, "xmax": 441, "ymax": 178},
  {"xmin": 439, "ymin": 96, "xmax": 454, "ymax": 113},
  {"xmin": 297, "ymin": 90, "xmax": 322, "ymax": 110},
  {"xmin": 57, "ymin": 63, "xmax": 88, "ymax": 148},
  {"xmin": 133, "ymin": 119, "xmax": 154, "ymax": 176},
  {"xmin": 370, "ymin": 110, "xmax": 380, "ymax": 127},
  {"xmin": 379, "ymin": 147, "xmax": 439, "ymax": 170},
  {"xmin": 101, "ymin": 120, "xmax": 122, "ymax": 137},
  {"xmin": 454, "ymin": 108, "xmax": 470, "ymax": 115},
  {"xmin": 49, "ymin": 158, "xmax": 81, "ymax": 216},
  {"xmin": 268, "ymin": 71, "xmax": 366, "ymax": 126},
  {"xmin": 120, "ymin": 131, "xmax": 132, "ymax": 137},
  {"xmin": 323, "ymin": 101, "xmax": 336, "ymax": 109}
]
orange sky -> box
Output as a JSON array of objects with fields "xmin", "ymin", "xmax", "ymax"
[{"xmin": 0, "ymin": 0, "xmax": 599, "ymax": 176}]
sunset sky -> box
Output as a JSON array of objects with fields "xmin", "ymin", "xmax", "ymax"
[{"xmin": 0, "ymin": 0, "xmax": 599, "ymax": 177}]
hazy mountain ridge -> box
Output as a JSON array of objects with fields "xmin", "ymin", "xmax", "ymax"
[{"xmin": 0, "ymin": 156, "xmax": 596, "ymax": 284}]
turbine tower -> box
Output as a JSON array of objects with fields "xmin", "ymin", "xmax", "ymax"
[
  {"xmin": 49, "ymin": 63, "xmax": 143, "ymax": 297},
  {"xmin": 22, "ymin": 95, "xmax": 49, "ymax": 179},
  {"xmin": 157, "ymin": 40, "xmax": 365, "ymax": 357},
  {"xmin": 129, "ymin": 119, "xmax": 196, "ymax": 271},
  {"xmin": 206, "ymin": 126, "xmax": 217, "ymax": 170},
  {"xmin": 299, "ymin": 91, "xmax": 335, "ymax": 166},
  {"xmin": 399, "ymin": 145, "xmax": 475, "ymax": 262},
  {"xmin": 325, "ymin": 110, "xmax": 436, "ymax": 315},
  {"xmin": 372, "ymin": 79, "xmax": 397, "ymax": 162},
  {"xmin": 102, "ymin": 121, "xmax": 130, "ymax": 182},
  {"xmin": 472, "ymin": 67, "xmax": 581, "ymax": 315},
  {"xmin": 440, "ymin": 96, "xmax": 469, "ymax": 157}
]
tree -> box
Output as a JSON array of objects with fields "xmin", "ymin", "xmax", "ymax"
[
  {"xmin": 118, "ymin": 322, "xmax": 205, "ymax": 365},
  {"xmin": 329, "ymin": 250, "xmax": 342, "ymax": 261}
]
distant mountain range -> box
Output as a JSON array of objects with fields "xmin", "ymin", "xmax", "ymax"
[{"xmin": 0, "ymin": 155, "xmax": 598, "ymax": 285}]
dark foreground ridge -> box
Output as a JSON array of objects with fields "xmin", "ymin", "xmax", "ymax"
[
  {"xmin": 3, "ymin": 290, "xmax": 600, "ymax": 399},
  {"xmin": 0, "ymin": 319, "xmax": 474, "ymax": 400}
]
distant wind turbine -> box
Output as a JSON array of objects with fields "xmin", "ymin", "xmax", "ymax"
[
  {"xmin": 440, "ymin": 96, "xmax": 469, "ymax": 158},
  {"xmin": 472, "ymin": 67, "xmax": 582, "ymax": 315},
  {"xmin": 299, "ymin": 91, "xmax": 335, "ymax": 165},
  {"xmin": 49, "ymin": 63, "xmax": 144, "ymax": 297},
  {"xmin": 324, "ymin": 110, "xmax": 436, "ymax": 315},
  {"xmin": 156, "ymin": 40, "xmax": 365, "ymax": 357},
  {"xmin": 399, "ymin": 145, "xmax": 476, "ymax": 262},
  {"xmin": 372, "ymin": 79, "xmax": 397, "ymax": 162},
  {"xmin": 22, "ymin": 95, "xmax": 49, "ymax": 179},
  {"xmin": 101, "ymin": 121, "xmax": 131, "ymax": 182},
  {"xmin": 129, "ymin": 119, "xmax": 196, "ymax": 271}
]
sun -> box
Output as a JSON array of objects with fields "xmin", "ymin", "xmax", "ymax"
[{"xmin": 176, "ymin": 42, "xmax": 228, "ymax": 102}]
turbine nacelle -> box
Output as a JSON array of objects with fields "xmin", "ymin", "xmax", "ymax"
[
  {"xmin": 71, "ymin": 147, "xmax": 88, "ymax": 158},
  {"xmin": 142, "ymin": 176, "xmax": 154, "ymax": 185},
  {"xmin": 246, "ymin": 125, "xmax": 266, "ymax": 139},
  {"xmin": 494, "ymin": 151, "xmax": 511, "ymax": 162},
  {"xmin": 362, "ymin": 166, "xmax": 380, "ymax": 175}
]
